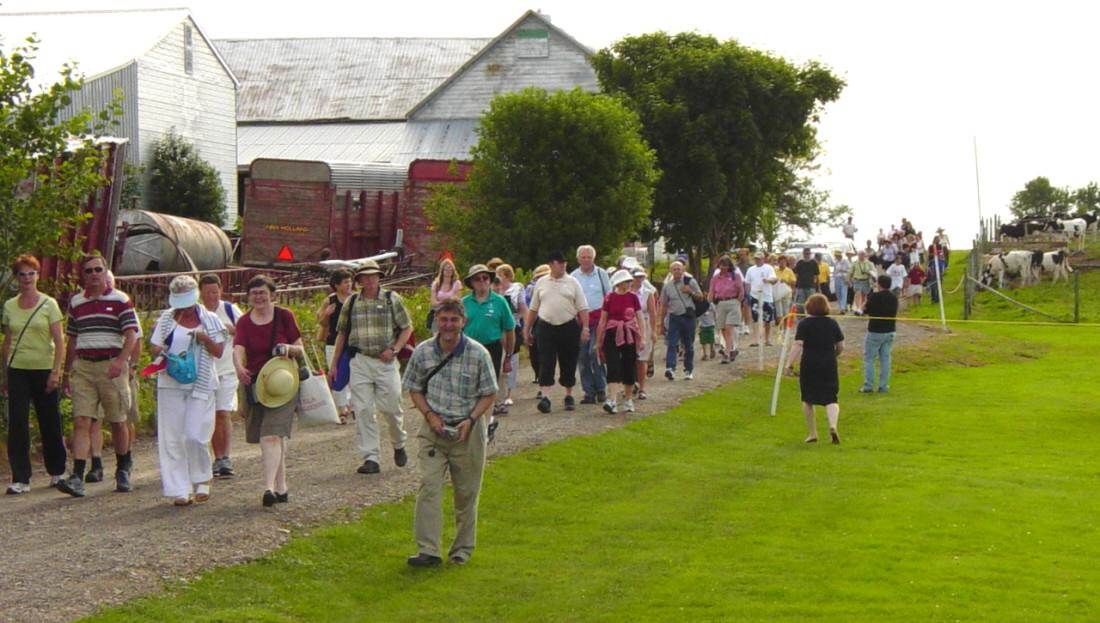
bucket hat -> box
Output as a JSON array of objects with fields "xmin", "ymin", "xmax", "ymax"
[
  {"xmin": 463, "ymin": 264, "xmax": 495, "ymax": 288},
  {"xmin": 610, "ymin": 269, "xmax": 633, "ymax": 288},
  {"xmin": 354, "ymin": 259, "xmax": 383, "ymax": 280}
]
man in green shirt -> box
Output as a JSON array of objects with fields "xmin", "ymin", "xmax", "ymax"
[{"xmin": 461, "ymin": 265, "xmax": 515, "ymax": 409}]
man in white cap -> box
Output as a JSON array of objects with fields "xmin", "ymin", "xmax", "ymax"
[{"xmin": 329, "ymin": 259, "xmax": 412, "ymax": 475}]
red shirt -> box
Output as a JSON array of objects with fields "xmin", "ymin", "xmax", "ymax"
[
  {"xmin": 233, "ymin": 307, "xmax": 301, "ymax": 379},
  {"xmin": 908, "ymin": 266, "xmax": 926, "ymax": 285},
  {"xmin": 602, "ymin": 291, "xmax": 641, "ymax": 323}
]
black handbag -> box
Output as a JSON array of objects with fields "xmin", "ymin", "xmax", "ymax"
[{"xmin": 677, "ymin": 276, "xmax": 709, "ymax": 318}]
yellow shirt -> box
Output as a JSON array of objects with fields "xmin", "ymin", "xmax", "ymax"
[
  {"xmin": 2, "ymin": 293, "xmax": 64, "ymax": 370},
  {"xmin": 817, "ymin": 262, "xmax": 831, "ymax": 285},
  {"xmin": 775, "ymin": 266, "xmax": 796, "ymax": 287}
]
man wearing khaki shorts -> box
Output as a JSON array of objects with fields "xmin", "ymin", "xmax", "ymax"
[{"xmin": 59, "ymin": 254, "xmax": 139, "ymax": 497}]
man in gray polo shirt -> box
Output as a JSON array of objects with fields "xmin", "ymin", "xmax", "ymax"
[{"xmin": 403, "ymin": 299, "xmax": 498, "ymax": 567}]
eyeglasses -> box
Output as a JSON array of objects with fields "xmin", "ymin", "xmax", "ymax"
[
  {"xmin": 83, "ymin": 266, "xmax": 104, "ymax": 274},
  {"xmin": 16, "ymin": 270, "xmax": 37, "ymax": 277},
  {"xmin": 473, "ymin": 275, "xmax": 491, "ymax": 282}
]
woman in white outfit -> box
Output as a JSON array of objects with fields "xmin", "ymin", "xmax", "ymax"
[{"xmin": 149, "ymin": 276, "xmax": 226, "ymax": 506}]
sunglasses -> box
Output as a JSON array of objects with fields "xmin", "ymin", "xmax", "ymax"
[
  {"xmin": 472, "ymin": 275, "xmax": 491, "ymax": 282},
  {"xmin": 17, "ymin": 270, "xmax": 37, "ymax": 277},
  {"xmin": 83, "ymin": 266, "xmax": 104, "ymax": 274}
]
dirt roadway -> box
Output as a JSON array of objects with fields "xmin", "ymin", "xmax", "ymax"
[{"xmin": 0, "ymin": 319, "xmax": 934, "ymax": 623}]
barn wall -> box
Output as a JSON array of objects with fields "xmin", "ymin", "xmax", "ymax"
[
  {"xmin": 410, "ymin": 14, "xmax": 597, "ymax": 121},
  {"xmin": 59, "ymin": 64, "xmax": 141, "ymax": 173},
  {"xmin": 137, "ymin": 17, "xmax": 238, "ymax": 224}
]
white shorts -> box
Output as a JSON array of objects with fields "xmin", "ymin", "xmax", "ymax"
[
  {"xmin": 908, "ymin": 284, "xmax": 924, "ymax": 296},
  {"xmin": 215, "ymin": 373, "xmax": 239, "ymax": 413}
]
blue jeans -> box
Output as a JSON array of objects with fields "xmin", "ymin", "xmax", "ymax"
[
  {"xmin": 863, "ymin": 331, "xmax": 895, "ymax": 391},
  {"xmin": 578, "ymin": 334, "xmax": 607, "ymax": 397},
  {"xmin": 833, "ymin": 278, "xmax": 849, "ymax": 312},
  {"xmin": 665, "ymin": 314, "xmax": 696, "ymax": 373}
]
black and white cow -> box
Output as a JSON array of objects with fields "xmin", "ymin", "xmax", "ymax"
[
  {"xmin": 982, "ymin": 250, "xmax": 1038, "ymax": 288},
  {"xmin": 1039, "ymin": 249, "xmax": 1073, "ymax": 284}
]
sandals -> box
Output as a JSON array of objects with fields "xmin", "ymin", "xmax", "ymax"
[{"xmin": 173, "ymin": 496, "xmax": 193, "ymax": 506}]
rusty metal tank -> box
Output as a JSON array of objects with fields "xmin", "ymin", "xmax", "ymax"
[{"xmin": 115, "ymin": 210, "xmax": 232, "ymax": 275}]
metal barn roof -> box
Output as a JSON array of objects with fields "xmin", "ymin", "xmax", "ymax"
[
  {"xmin": 238, "ymin": 120, "xmax": 479, "ymax": 167},
  {"xmin": 0, "ymin": 8, "xmax": 235, "ymax": 86},
  {"xmin": 214, "ymin": 37, "xmax": 491, "ymax": 123}
]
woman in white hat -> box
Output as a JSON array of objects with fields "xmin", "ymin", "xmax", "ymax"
[
  {"xmin": 595, "ymin": 269, "xmax": 642, "ymax": 413},
  {"xmin": 149, "ymin": 275, "xmax": 227, "ymax": 505},
  {"xmin": 233, "ymin": 274, "xmax": 305, "ymax": 507}
]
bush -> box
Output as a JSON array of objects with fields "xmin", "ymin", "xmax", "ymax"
[{"xmin": 148, "ymin": 130, "xmax": 226, "ymax": 226}]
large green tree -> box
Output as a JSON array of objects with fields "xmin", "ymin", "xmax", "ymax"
[
  {"xmin": 426, "ymin": 88, "xmax": 658, "ymax": 269},
  {"xmin": 592, "ymin": 33, "xmax": 844, "ymax": 277},
  {"xmin": 148, "ymin": 130, "xmax": 226, "ymax": 227},
  {"xmin": 1, "ymin": 38, "xmax": 118, "ymax": 289},
  {"xmin": 1009, "ymin": 176, "xmax": 1071, "ymax": 218}
]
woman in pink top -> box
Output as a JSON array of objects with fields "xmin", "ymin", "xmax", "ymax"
[
  {"xmin": 429, "ymin": 258, "xmax": 462, "ymax": 333},
  {"xmin": 596, "ymin": 270, "xmax": 642, "ymax": 414},
  {"xmin": 707, "ymin": 255, "xmax": 745, "ymax": 363}
]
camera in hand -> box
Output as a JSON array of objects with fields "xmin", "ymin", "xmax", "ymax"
[{"xmin": 441, "ymin": 425, "xmax": 460, "ymax": 440}]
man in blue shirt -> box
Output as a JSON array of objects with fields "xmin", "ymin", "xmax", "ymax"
[{"xmin": 570, "ymin": 245, "xmax": 611, "ymax": 404}]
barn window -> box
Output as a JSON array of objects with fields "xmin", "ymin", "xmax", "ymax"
[
  {"xmin": 184, "ymin": 25, "xmax": 194, "ymax": 74},
  {"xmin": 516, "ymin": 28, "xmax": 549, "ymax": 58}
]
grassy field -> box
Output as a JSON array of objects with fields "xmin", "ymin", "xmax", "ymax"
[{"xmin": 86, "ymin": 252, "xmax": 1100, "ymax": 622}]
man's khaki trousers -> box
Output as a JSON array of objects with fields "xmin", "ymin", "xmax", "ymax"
[{"xmin": 414, "ymin": 417, "xmax": 487, "ymax": 561}]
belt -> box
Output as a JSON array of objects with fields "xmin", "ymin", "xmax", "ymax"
[
  {"xmin": 78, "ymin": 355, "xmax": 114, "ymax": 362},
  {"xmin": 714, "ymin": 297, "xmax": 739, "ymax": 303}
]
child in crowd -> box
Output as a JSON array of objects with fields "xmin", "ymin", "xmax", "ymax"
[
  {"xmin": 698, "ymin": 305, "xmax": 717, "ymax": 361},
  {"xmin": 907, "ymin": 262, "xmax": 926, "ymax": 306}
]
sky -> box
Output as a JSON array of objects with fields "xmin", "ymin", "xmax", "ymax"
[{"xmin": 4, "ymin": 0, "xmax": 1098, "ymax": 244}]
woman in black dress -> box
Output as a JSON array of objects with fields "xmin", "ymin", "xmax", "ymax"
[{"xmin": 794, "ymin": 294, "xmax": 845, "ymax": 444}]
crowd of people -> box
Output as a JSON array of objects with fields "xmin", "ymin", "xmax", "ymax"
[{"xmin": 1, "ymin": 220, "xmax": 941, "ymax": 566}]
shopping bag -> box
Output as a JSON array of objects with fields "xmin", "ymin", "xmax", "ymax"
[{"xmin": 298, "ymin": 372, "xmax": 340, "ymax": 427}]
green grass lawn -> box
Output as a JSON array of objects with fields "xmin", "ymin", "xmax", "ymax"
[{"xmin": 87, "ymin": 253, "xmax": 1100, "ymax": 623}]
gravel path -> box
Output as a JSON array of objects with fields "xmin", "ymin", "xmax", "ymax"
[{"xmin": 0, "ymin": 318, "xmax": 935, "ymax": 623}]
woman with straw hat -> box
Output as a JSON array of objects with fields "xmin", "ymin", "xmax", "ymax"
[
  {"xmin": 233, "ymin": 274, "xmax": 304, "ymax": 507},
  {"xmin": 149, "ymin": 275, "xmax": 227, "ymax": 505}
]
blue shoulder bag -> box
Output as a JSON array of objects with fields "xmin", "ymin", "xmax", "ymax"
[{"xmin": 164, "ymin": 327, "xmax": 198, "ymax": 384}]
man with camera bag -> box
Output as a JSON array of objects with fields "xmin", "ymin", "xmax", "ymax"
[{"xmin": 402, "ymin": 299, "xmax": 498, "ymax": 567}]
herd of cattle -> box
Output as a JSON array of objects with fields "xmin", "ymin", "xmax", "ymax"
[{"xmin": 998, "ymin": 212, "xmax": 1098, "ymax": 251}]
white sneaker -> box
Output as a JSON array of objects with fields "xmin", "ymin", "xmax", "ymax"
[
  {"xmin": 602, "ymin": 399, "xmax": 617, "ymax": 414},
  {"xmin": 6, "ymin": 482, "xmax": 30, "ymax": 495},
  {"xmin": 623, "ymin": 399, "xmax": 635, "ymax": 413},
  {"xmin": 49, "ymin": 475, "xmax": 64, "ymax": 487},
  {"xmin": 684, "ymin": 371, "xmax": 694, "ymax": 381}
]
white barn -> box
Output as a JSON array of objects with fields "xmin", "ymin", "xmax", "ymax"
[
  {"xmin": 0, "ymin": 8, "xmax": 239, "ymax": 224},
  {"xmin": 215, "ymin": 10, "xmax": 598, "ymax": 171}
]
